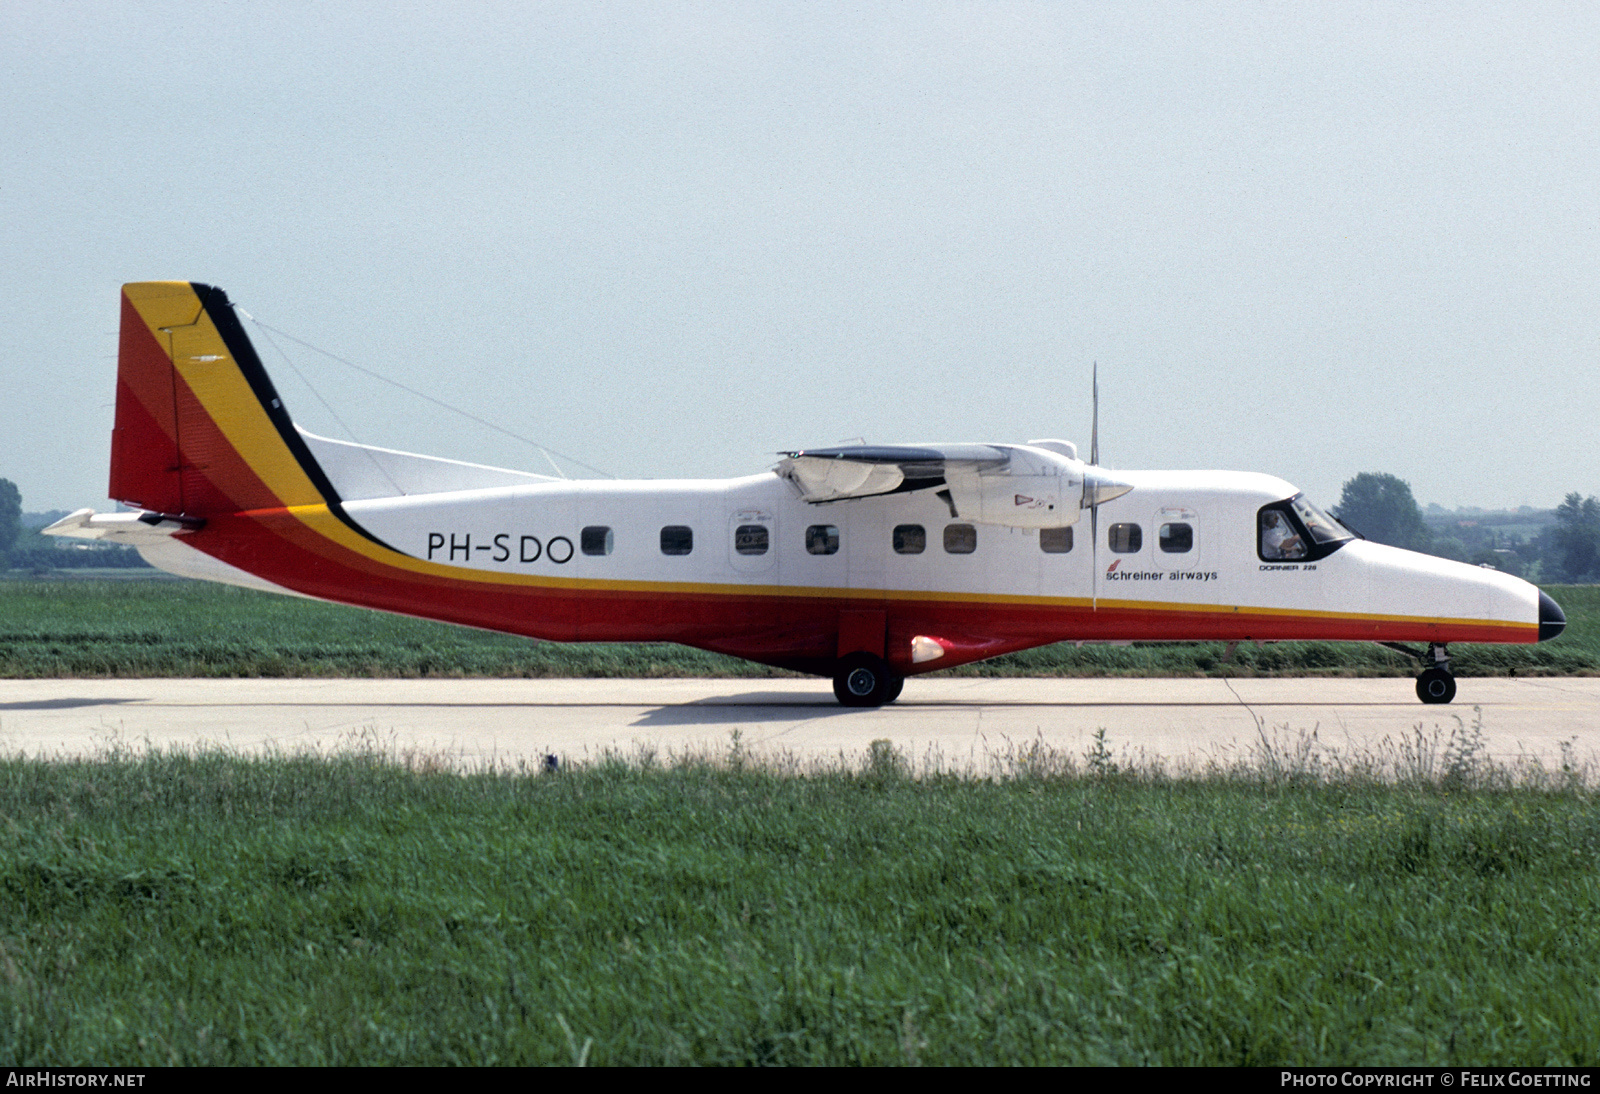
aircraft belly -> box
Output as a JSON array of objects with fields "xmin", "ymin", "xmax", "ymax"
[{"xmin": 136, "ymin": 537, "xmax": 310, "ymax": 598}]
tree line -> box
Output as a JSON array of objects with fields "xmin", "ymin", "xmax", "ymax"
[
  {"xmin": 0, "ymin": 478, "xmax": 149, "ymax": 570},
  {"xmin": 1332, "ymin": 472, "xmax": 1599, "ymax": 584}
]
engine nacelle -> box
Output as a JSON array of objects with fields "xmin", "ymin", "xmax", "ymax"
[{"xmin": 945, "ymin": 446, "xmax": 1084, "ymax": 529}]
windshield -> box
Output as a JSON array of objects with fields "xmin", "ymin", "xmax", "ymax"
[
  {"xmin": 1258, "ymin": 494, "xmax": 1356, "ymax": 563},
  {"xmin": 1289, "ymin": 495, "xmax": 1354, "ymax": 546}
]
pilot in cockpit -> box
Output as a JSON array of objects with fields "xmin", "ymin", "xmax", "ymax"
[{"xmin": 1260, "ymin": 510, "xmax": 1306, "ymax": 560}]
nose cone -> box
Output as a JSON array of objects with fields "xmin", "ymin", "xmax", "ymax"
[{"xmin": 1538, "ymin": 590, "xmax": 1566, "ymax": 642}]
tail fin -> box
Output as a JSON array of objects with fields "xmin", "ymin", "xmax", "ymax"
[{"xmin": 110, "ymin": 282, "xmax": 340, "ymax": 517}]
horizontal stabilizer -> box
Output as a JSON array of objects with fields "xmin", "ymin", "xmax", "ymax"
[{"xmin": 42, "ymin": 508, "xmax": 204, "ymax": 546}]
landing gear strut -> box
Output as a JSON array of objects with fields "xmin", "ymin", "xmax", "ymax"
[
  {"xmin": 1415, "ymin": 644, "xmax": 1456, "ymax": 705},
  {"xmin": 832, "ymin": 653, "xmax": 903, "ymax": 707}
]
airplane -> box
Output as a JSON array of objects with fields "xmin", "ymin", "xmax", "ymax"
[{"xmin": 46, "ymin": 281, "xmax": 1566, "ymax": 707}]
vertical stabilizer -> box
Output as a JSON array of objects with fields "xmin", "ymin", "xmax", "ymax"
[{"xmin": 109, "ymin": 282, "xmax": 338, "ymax": 517}]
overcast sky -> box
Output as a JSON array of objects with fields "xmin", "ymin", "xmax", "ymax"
[{"xmin": 4, "ymin": 1, "xmax": 1596, "ymax": 513}]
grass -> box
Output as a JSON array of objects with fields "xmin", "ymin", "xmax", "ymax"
[
  {"xmin": 1, "ymin": 576, "xmax": 1595, "ymax": 678},
  {"xmin": 0, "ymin": 730, "xmax": 1596, "ymax": 1066},
  {"xmin": 0, "ymin": 576, "xmax": 776, "ymax": 678},
  {"xmin": 6, "ymin": 579, "xmax": 1592, "ymax": 1066}
]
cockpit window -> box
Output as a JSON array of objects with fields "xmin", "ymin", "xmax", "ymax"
[
  {"xmin": 1259, "ymin": 510, "xmax": 1306, "ymax": 560},
  {"xmin": 1289, "ymin": 496, "xmax": 1354, "ymax": 546},
  {"xmin": 1258, "ymin": 494, "xmax": 1354, "ymax": 563}
]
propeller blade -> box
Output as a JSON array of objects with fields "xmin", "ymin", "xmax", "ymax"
[
  {"xmin": 1090, "ymin": 362, "xmax": 1099, "ymax": 468},
  {"xmin": 1088, "ymin": 363, "xmax": 1099, "ymax": 609}
]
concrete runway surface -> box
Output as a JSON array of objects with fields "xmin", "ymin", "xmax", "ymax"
[{"xmin": 1, "ymin": 676, "xmax": 1597, "ymax": 775}]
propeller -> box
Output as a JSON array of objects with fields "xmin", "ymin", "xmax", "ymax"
[
  {"xmin": 1080, "ymin": 363, "xmax": 1132, "ymax": 609},
  {"xmin": 1090, "ymin": 362, "xmax": 1099, "ymax": 469},
  {"xmin": 1087, "ymin": 364, "xmax": 1099, "ymax": 608}
]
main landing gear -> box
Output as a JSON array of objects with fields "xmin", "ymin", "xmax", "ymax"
[{"xmin": 832, "ymin": 653, "xmax": 904, "ymax": 707}]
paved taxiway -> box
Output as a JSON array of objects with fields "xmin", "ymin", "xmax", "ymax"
[{"xmin": 2, "ymin": 677, "xmax": 1597, "ymax": 774}]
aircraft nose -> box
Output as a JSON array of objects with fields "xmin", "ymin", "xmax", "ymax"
[{"xmin": 1538, "ymin": 590, "xmax": 1566, "ymax": 642}]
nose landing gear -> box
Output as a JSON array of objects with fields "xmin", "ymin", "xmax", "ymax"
[
  {"xmin": 1415, "ymin": 643, "xmax": 1456, "ymax": 704},
  {"xmin": 1381, "ymin": 642, "xmax": 1457, "ymax": 704},
  {"xmin": 1416, "ymin": 666, "xmax": 1457, "ymax": 704}
]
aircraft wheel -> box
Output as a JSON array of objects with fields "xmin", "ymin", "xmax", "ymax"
[
  {"xmin": 833, "ymin": 654, "xmax": 899, "ymax": 708},
  {"xmin": 1416, "ymin": 668, "xmax": 1457, "ymax": 705}
]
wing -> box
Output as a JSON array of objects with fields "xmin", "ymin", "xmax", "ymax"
[
  {"xmin": 776, "ymin": 444, "xmax": 1009, "ymax": 503},
  {"xmin": 776, "ymin": 443, "xmax": 1129, "ymax": 528}
]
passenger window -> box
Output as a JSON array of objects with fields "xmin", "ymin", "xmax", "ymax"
[
  {"xmin": 660, "ymin": 525, "xmax": 693, "ymax": 556},
  {"xmin": 944, "ymin": 524, "xmax": 977, "ymax": 554},
  {"xmin": 581, "ymin": 526, "xmax": 613, "ymax": 556},
  {"xmin": 734, "ymin": 524, "xmax": 768, "ymax": 556},
  {"xmin": 1109, "ymin": 523, "xmax": 1142, "ymax": 553},
  {"xmin": 893, "ymin": 524, "xmax": 926, "ymax": 555},
  {"xmin": 1158, "ymin": 523, "xmax": 1193, "ymax": 553},
  {"xmin": 1040, "ymin": 526, "xmax": 1073, "ymax": 554},
  {"xmin": 806, "ymin": 525, "xmax": 840, "ymax": 555}
]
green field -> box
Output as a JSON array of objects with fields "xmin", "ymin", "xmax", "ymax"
[
  {"xmin": 0, "ymin": 737, "xmax": 1595, "ymax": 1066},
  {"xmin": 1, "ymin": 575, "xmax": 1595, "ymax": 678}
]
